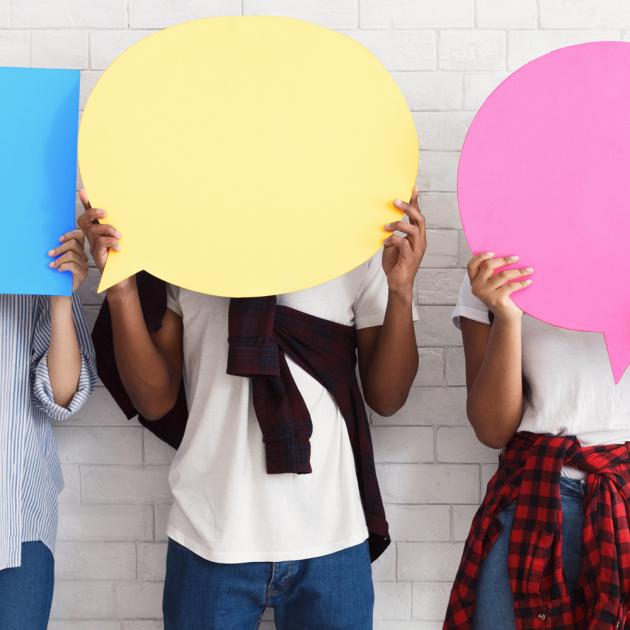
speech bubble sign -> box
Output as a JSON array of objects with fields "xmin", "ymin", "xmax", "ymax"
[
  {"xmin": 0, "ymin": 67, "xmax": 79, "ymax": 296},
  {"xmin": 458, "ymin": 41, "xmax": 630, "ymax": 383},
  {"xmin": 78, "ymin": 16, "xmax": 418, "ymax": 298}
]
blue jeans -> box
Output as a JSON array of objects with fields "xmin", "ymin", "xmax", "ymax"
[
  {"xmin": 163, "ymin": 538, "xmax": 374, "ymax": 630},
  {"xmin": 0, "ymin": 541, "xmax": 54, "ymax": 630},
  {"xmin": 473, "ymin": 477, "xmax": 584, "ymax": 629}
]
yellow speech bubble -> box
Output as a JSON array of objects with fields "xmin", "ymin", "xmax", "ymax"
[{"xmin": 79, "ymin": 16, "xmax": 418, "ymax": 297}]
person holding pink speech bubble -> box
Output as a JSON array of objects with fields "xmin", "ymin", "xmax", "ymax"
[
  {"xmin": 0, "ymin": 229, "xmax": 96, "ymax": 630},
  {"xmin": 444, "ymin": 41, "xmax": 630, "ymax": 630}
]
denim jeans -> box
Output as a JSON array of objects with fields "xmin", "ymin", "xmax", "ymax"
[
  {"xmin": 473, "ymin": 476, "xmax": 584, "ymax": 629},
  {"xmin": 0, "ymin": 541, "xmax": 54, "ymax": 630},
  {"xmin": 163, "ymin": 538, "xmax": 374, "ymax": 630}
]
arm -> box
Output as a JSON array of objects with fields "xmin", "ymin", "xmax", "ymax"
[
  {"xmin": 47, "ymin": 296, "xmax": 82, "ymax": 406},
  {"xmin": 78, "ymin": 191, "xmax": 183, "ymax": 420},
  {"xmin": 461, "ymin": 253, "xmax": 532, "ymax": 448},
  {"xmin": 358, "ymin": 187, "xmax": 425, "ymax": 416},
  {"xmin": 106, "ymin": 279, "xmax": 183, "ymax": 419},
  {"xmin": 32, "ymin": 230, "xmax": 96, "ymax": 416}
]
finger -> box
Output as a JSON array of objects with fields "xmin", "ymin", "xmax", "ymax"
[
  {"xmin": 59, "ymin": 229, "xmax": 85, "ymax": 246},
  {"xmin": 476, "ymin": 255, "xmax": 520, "ymax": 281},
  {"xmin": 487, "ymin": 266, "xmax": 534, "ymax": 289},
  {"xmin": 394, "ymin": 196, "xmax": 424, "ymax": 229},
  {"xmin": 501, "ymin": 278, "xmax": 533, "ymax": 295},
  {"xmin": 87, "ymin": 224, "xmax": 121, "ymax": 240},
  {"xmin": 79, "ymin": 189, "xmax": 91, "ymax": 211},
  {"xmin": 86, "ymin": 224, "xmax": 121, "ymax": 251},
  {"xmin": 77, "ymin": 207, "xmax": 107, "ymax": 231},
  {"xmin": 409, "ymin": 186, "xmax": 420, "ymax": 210},
  {"xmin": 56, "ymin": 261, "xmax": 86, "ymax": 279},
  {"xmin": 467, "ymin": 252, "xmax": 496, "ymax": 280},
  {"xmin": 95, "ymin": 236, "xmax": 121, "ymax": 252},
  {"xmin": 384, "ymin": 220, "xmax": 420, "ymax": 251},
  {"xmin": 384, "ymin": 233, "xmax": 413, "ymax": 254},
  {"xmin": 49, "ymin": 251, "xmax": 85, "ymax": 269},
  {"xmin": 384, "ymin": 220, "xmax": 418, "ymax": 237},
  {"xmin": 48, "ymin": 239, "xmax": 88, "ymax": 261}
]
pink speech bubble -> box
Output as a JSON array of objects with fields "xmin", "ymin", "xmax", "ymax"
[{"xmin": 458, "ymin": 41, "xmax": 630, "ymax": 383}]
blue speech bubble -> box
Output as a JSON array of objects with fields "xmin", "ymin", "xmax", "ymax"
[{"xmin": 0, "ymin": 67, "xmax": 80, "ymax": 295}]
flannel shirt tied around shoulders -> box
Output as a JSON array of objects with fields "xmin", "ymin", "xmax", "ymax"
[{"xmin": 444, "ymin": 431, "xmax": 630, "ymax": 630}]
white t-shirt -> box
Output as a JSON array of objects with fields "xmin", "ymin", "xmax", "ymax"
[
  {"xmin": 165, "ymin": 251, "xmax": 412, "ymax": 563},
  {"xmin": 452, "ymin": 275, "xmax": 630, "ymax": 462}
]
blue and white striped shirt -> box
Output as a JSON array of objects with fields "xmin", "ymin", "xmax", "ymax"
[{"xmin": 0, "ymin": 293, "xmax": 96, "ymax": 571}]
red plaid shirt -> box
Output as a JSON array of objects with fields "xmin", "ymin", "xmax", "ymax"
[{"xmin": 445, "ymin": 432, "xmax": 630, "ymax": 629}]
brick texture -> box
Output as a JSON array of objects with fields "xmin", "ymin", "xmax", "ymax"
[{"xmin": 0, "ymin": 0, "xmax": 619, "ymax": 626}]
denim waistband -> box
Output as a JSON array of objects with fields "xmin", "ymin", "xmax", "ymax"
[{"xmin": 559, "ymin": 475, "xmax": 585, "ymax": 499}]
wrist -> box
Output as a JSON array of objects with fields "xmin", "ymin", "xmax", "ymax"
[
  {"xmin": 50, "ymin": 295, "xmax": 72, "ymax": 309},
  {"xmin": 387, "ymin": 286, "xmax": 413, "ymax": 308},
  {"xmin": 492, "ymin": 310, "xmax": 523, "ymax": 327}
]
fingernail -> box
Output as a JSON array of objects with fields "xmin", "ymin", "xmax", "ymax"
[
  {"xmin": 115, "ymin": 231, "xmax": 121, "ymax": 238},
  {"xmin": 525, "ymin": 279, "xmax": 532, "ymax": 284},
  {"xmin": 97, "ymin": 210, "xmax": 106, "ymax": 217},
  {"xmin": 48, "ymin": 262, "xmax": 55, "ymax": 268},
  {"xmin": 524, "ymin": 267, "xmax": 534, "ymax": 273},
  {"xmin": 394, "ymin": 199, "xmax": 402, "ymax": 207},
  {"xmin": 485, "ymin": 251, "xmax": 495, "ymax": 256},
  {"xmin": 59, "ymin": 236, "xmax": 64, "ymax": 242},
  {"xmin": 510, "ymin": 255, "xmax": 519, "ymax": 261},
  {"xmin": 48, "ymin": 250, "xmax": 54, "ymax": 256}
]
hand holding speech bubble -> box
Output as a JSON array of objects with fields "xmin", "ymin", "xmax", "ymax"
[
  {"xmin": 78, "ymin": 16, "xmax": 418, "ymax": 298},
  {"xmin": 458, "ymin": 41, "xmax": 630, "ymax": 383}
]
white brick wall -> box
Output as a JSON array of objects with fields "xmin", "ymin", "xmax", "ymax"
[{"xmin": 0, "ymin": 0, "xmax": 621, "ymax": 627}]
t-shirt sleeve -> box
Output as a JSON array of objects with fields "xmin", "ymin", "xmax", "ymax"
[
  {"xmin": 451, "ymin": 273, "xmax": 491, "ymax": 330},
  {"xmin": 353, "ymin": 249, "xmax": 419, "ymax": 330},
  {"xmin": 166, "ymin": 283, "xmax": 183, "ymax": 318}
]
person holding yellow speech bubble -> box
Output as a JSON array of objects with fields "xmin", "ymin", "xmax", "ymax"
[{"xmin": 81, "ymin": 185, "xmax": 424, "ymax": 629}]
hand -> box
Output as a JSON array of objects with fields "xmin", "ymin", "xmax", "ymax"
[
  {"xmin": 76, "ymin": 189, "xmax": 132, "ymax": 294},
  {"xmin": 467, "ymin": 253, "xmax": 533, "ymax": 322},
  {"xmin": 48, "ymin": 230, "xmax": 88, "ymax": 292},
  {"xmin": 382, "ymin": 187, "xmax": 426, "ymax": 297}
]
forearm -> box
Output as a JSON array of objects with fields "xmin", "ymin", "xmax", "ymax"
[
  {"xmin": 106, "ymin": 279, "xmax": 177, "ymax": 418},
  {"xmin": 467, "ymin": 317, "xmax": 523, "ymax": 448},
  {"xmin": 364, "ymin": 289, "xmax": 418, "ymax": 416},
  {"xmin": 47, "ymin": 296, "xmax": 82, "ymax": 407}
]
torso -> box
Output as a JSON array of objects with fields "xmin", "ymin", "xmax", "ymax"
[{"xmin": 166, "ymin": 255, "xmax": 389, "ymax": 562}]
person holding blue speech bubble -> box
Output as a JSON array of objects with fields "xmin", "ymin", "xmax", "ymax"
[
  {"xmin": 0, "ymin": 228, "xmax": 96, "ymax": 630},
  {"xmin": 81, "ymin": 187, "xmax": 425, "ymax": 629}
]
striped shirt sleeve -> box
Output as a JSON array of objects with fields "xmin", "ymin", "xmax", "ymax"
[{"xmin": 30, "ymin": 294, "xmax": 97, "ymax": 422}]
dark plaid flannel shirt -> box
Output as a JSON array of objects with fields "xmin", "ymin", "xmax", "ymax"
[
  {"xmin": 445, "ymin": 431, "xmax": 630, "ymax": 630},
  {"xmin": 227, "ymin": 296, "xmax": 390, "ymax": 560},
  {"xmin": 92, "ymin": 276, "xmax": 390, "ymax": 561}
]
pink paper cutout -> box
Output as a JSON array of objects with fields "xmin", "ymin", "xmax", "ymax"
[{"xmin": 458, "ymin": 41, "xmax": 630, "ymax": 383}]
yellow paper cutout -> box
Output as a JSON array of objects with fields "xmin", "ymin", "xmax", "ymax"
[{"xmin": 79, "ymin": 16, "xmax": 419, "ymax": 297}]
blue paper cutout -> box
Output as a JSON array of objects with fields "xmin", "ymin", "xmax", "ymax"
[{"xmin": 0, "ymin": 67, "xmax": 80, "ymax": 296}]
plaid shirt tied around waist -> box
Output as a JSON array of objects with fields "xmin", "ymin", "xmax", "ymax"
[
  {"xmin": 227, "ymin": 296, "xmax": 390, "ymax": 560},
  {"xmin": 445, "ymin": 431, "xmax": 630, "ymax": 630},
  {"xmin": 93, "ymin": 277, "xmax": 391, "ymax": 561}
]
